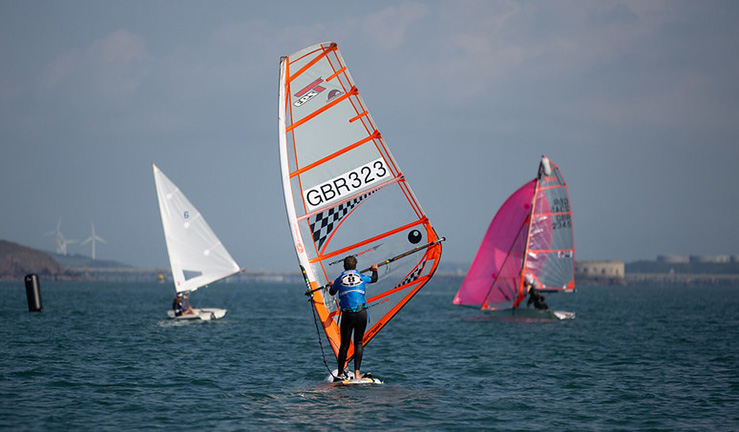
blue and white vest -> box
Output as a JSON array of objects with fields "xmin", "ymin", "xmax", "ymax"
[{"xmin": 332, "ymin": 269, "xmax": 371, "ymax": 310}]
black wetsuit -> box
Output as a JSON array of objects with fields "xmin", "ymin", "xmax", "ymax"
[
  {"xmin": 172, "ymin": 297, "xmax": 185, "ymax": 316},
  {"xmin": 330, "ymin": 268, "xmax": 378, "ymax": 377},
  {"xmin": 337, "ymin": 308, "xmax": 368, "ymax": 375},
  {"xmin": 526, "ymin": 287, "xmax": 541, "ymax": 308},
  {"xmin": 534, "ymin": 297, "xmax": 549, "ymax": 310}
]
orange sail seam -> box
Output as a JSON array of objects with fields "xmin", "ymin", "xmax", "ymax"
[
  {"xmin": 366, "ymin": 275, "xmax": 427, "ymax": 304},
  {"xmin": 350, "ymin": 110, "xmax": 368, "ymax": 123},
  {"xmin": 537, "ymin": 183, "xmax": 566, "ymax": 192},
  {"xmin": 532, "ymin": 210, "xmax": 570, "ymax": 218},
  {"xmin": 318, "ymin": 203, "xmax": 364, "ymax": 256},
  {"xmin": 287, "ymin": 43, "xmax": 337, "ymax": 83},
  {"xmin": 289, "ymin": 129, "xmax": 380, "ymax": 179},
  {"xmin": 313, "ymin": 198, "xmax": 369, "ymax": 281},
  {"xmin": 288, "ymin": 43, "xmax": 332, "ymax": 67},
  {"xmin": 308, "ymin": 219, "xmax": 428, "ymax": 264},
  {"xmin": 363, "ymin": 276, "xmax": 431, "ymax": 343},
  {"xmin": 341, "ymin": 87, "xmax": 403, "ymax": 179},
  {"xmin": 397, "ymin": 180, "xmax": 424, "ymax": 220},
  {"xmin": 346, "ymin": 95, "xmax": 402, "ymax": 177},
  {"xmin": 326, "ymin": 66, "xmax": 347, "ymax": 82},
  {"xmin": 527, "ymin": 248, "xmax": 574, "ymax": 254},
  {"xmin": 285, "ymin": 86, "xmax": 358, "ymax": 133}
]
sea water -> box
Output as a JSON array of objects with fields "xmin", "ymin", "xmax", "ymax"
[{"xmin": 1, "ymin": 280, "xmax": 737, "ymax": 431}]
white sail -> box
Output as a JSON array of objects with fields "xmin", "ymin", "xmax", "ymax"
[{"xmin": 153, "ymin": 163, "xmax": 240, "ymax": 294}]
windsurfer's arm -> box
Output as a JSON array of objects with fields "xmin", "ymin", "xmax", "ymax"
[
  {"xmin": 329, "ymin": 278, "xmax": 339, "ymax": 296},
  {"xmin": 369, "ymin": 265, "xmax": 378, "ymax": 283}
]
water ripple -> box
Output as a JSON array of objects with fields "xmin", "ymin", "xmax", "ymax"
[{"xmin": 1, "ymin": 282, "xmax": 737, "ymax": 430}]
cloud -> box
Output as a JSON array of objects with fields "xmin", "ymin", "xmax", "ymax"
[
  {"xmin": 44, "ymin": 49, "xmax": 82, "ymax": 88},
  {"xmin": 361, "ymin": 2, "xmax": 431, "ymax": 50},
  {"xmin": 89, "ymin": 29, "xmax": 148, "ymax": 65},
  {"xmin": 387, "ymin": 0, "xmax": 737, "ymax": 137},
  {"xmin": 44, "ymin": 30, "xmax": 150, "ymax": 102}
]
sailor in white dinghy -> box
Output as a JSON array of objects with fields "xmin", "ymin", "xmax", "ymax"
[{"xmin": 172, "ymin": 292, "xmax": 195, "ymax": 317}]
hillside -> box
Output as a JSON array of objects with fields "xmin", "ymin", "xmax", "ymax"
[
  {"xmin": 0, "ymin": 240, "xmax": 80, "ymax": 281},
  {"xmin": 49, "ymin": 252, "xmax": 133, "ymax": 270}
]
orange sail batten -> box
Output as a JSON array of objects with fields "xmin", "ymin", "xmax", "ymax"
[{"xmin": 289, "ymin": 129, "xmax": 380, "ymax": 179}]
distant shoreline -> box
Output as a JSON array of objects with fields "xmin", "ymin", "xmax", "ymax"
[
  {"xmin": 3, "ymin": 269, "xmax": 737, "ymax": 287},
  {"xmin": 3, "ymin": 239, "xmax": 739, "ymax": 286}
]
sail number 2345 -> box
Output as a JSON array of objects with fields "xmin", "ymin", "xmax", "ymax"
[{"xmin": 304, "ymin": 158, "xmax": 390, "ymax": 211}]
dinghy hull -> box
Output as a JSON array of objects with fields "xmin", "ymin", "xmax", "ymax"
[{"xmin": 167, "ymin": 308, "xmax": 227, "ymax": 321}]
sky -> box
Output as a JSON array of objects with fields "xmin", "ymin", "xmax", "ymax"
[{"xmin": 1, "ymin": 1, "xmax": 738, "ymax": 271}]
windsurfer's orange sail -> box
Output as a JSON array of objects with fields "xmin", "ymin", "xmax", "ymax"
[{"xmin": 279, "ymin": 42, "xmax": 443, "ymax": 365}]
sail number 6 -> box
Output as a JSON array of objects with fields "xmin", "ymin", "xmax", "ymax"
[{"xmin": 304, "ymin": 157, "xmax": 391, "ymax": 211}]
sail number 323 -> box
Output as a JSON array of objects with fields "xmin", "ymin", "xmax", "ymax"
[{"xmin": 304, "ymin": 158, "xmax": 390, "ymax": 211}]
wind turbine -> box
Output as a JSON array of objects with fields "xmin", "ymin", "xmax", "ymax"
[
  {"xmin": 45, "ymin": 217, "xmax": 77, "ymax": 255},
  {"xmin": 81, "ymin": 222, "xmax": 107, "ymax": 260}
]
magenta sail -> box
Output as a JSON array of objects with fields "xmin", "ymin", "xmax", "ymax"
[
  {"xmin": 454, "ymin": 156, "xmax": 575, "ymax": 313},
  {"xmin": 453, "ymin": 180, "xmax": 536, "ymax": 308}
]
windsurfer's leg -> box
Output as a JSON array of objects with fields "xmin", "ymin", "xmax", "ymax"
[
  {"xmin": 352, "ymin": 309, "xmax": 368, "ymax": 377},
  {"xmin": 337, "ymin": 314, "xmax": 353, "ymax": 376}
]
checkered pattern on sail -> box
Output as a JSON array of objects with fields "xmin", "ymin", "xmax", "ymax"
[
  {"xmin": 309, "ymin": 193, "xmax": 372, "ymax": 251},
  {"xmin": 394, "ymin": 259, "xmax": 427, "ymax": 289}
]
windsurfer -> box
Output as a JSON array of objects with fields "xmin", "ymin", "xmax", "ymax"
[
  {"xmin": 172, "ymin": 292, "xmax": 194, "ymax": 316},
  {"xmin": 524, "ymin": 274, "xmax": 541, "ymax": 308},
  {"xmin": 534, "ymin": 295, "xmax": 549, "ymax": 310},
  {"xmin": 329, "ymin": 256, "xmax": 378, "ymax": 381},
  {"xmin": 524, "ymin": 274, "xmax": 549, "ymax": 310}
]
